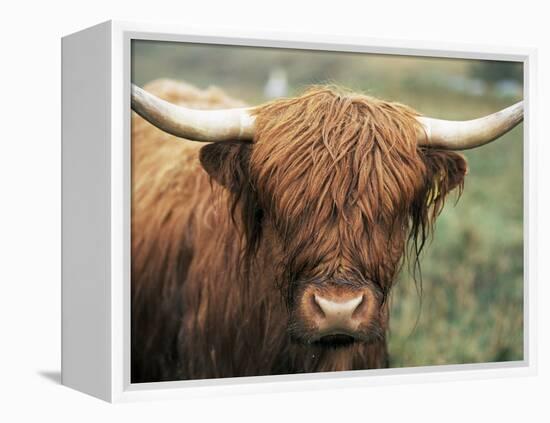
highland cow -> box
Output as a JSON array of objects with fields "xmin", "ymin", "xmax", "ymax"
[{"xmin": 130, "ymin": 79, "xmax": 523, "ymax": 383}]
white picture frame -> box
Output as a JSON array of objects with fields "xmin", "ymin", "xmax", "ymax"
[{"xmin": 61, "ymin": 20, "xmax": 537, "ymax": 403}]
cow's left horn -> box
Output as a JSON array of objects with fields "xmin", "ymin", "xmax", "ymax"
[
  {"xmin": 416, "ymin": 101, "xmax": 524, "ymax": 150},
  {"xmin": 131, "ymin": 84, "xmax": 255, "ymax": 142}
]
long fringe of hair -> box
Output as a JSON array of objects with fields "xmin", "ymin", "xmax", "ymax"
[{"xmin": 215, "ymin": 86, "xmax": 466, "ymax": 299}]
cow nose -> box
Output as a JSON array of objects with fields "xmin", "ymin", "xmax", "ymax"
[
  {"xmin": 295, "ymin": 284, "xmax": 378, "ymax": 345},
  {"xmin": 312, "ymin": 293, "xmax": 364, "ymax": 335}
]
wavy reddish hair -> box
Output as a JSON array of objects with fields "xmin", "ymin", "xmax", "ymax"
[{"xmin": 132, "ymin": 82, "xmax": 467, "ymax": 382}]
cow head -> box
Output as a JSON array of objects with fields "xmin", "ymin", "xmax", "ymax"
[{"xmin": 131, "ymin": 84, "xmax": 523, "ymax": 347}]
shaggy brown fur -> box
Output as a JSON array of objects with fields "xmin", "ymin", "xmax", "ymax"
[{"xmin": 131, "ymin": 80, "xmax": 467, "ymax": 382}]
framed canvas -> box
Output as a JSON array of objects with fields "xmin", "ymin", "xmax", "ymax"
[{"xmin": 61, "ymin": 20, "xmax": 537, "ymax": 402}]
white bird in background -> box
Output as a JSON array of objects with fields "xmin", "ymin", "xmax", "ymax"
[{"xmin": 264, "ymin": 67, "xmax": 288, "ymax": 99}]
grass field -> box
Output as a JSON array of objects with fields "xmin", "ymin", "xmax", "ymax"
[{"xmin": 132, "ymin": 40, "xmax": 524, "ymax": 367}]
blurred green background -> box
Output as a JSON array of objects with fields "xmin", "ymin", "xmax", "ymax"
[{"xmin": 132, "ymin": 40, "xmax": 524, "ymax": 367}]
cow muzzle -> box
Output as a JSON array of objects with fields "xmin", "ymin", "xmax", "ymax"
[{"xmin": 296, "ymin": 283, "xmax": 378, "ymax": 346}]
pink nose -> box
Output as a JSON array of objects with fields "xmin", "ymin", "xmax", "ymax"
[
  {"xmin": 314, "ymin": 294, "xmax": 363, "ymax": 336},
  {"xmin": 303, "ymin": 289, "xmax": 369, "ymax": 338},
  {"xmin": 296, "ymin": 284, "xmax": 378, "ymax": 344}
]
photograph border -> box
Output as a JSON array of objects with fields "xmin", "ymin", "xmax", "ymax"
[{"xmin": 107, "ymin": 20, "xmax": 536, "ymax": 402}]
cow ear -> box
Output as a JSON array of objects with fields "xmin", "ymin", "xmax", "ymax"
[
  {"xmin": 419, "ymin": 149, "xmax": 468, "ymax": 213},
  {"xmin": 199, "ymin": 142, "xmax": 251, "ymax": 192}
]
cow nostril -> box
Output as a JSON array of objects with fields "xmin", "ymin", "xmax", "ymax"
[{"xmin": 311, "ymin": 293, "xmax": 326, "ymax": 318}]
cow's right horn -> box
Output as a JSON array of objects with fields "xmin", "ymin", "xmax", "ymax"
[
  {"xmin": 131, "ymin": 84, "xmax": 256, "ymax": 142},
  {"xmin": 416, "ymin": 101, "xmax": 524, "ymax": 150}
]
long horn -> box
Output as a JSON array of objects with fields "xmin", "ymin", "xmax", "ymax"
[
  {"xmin": 416, "ymin": 101, "xmax": 524, "ymax": 150},
  {"xmin": 131, "ymin": 84, "xmax": 255, "ymax": 142}
]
